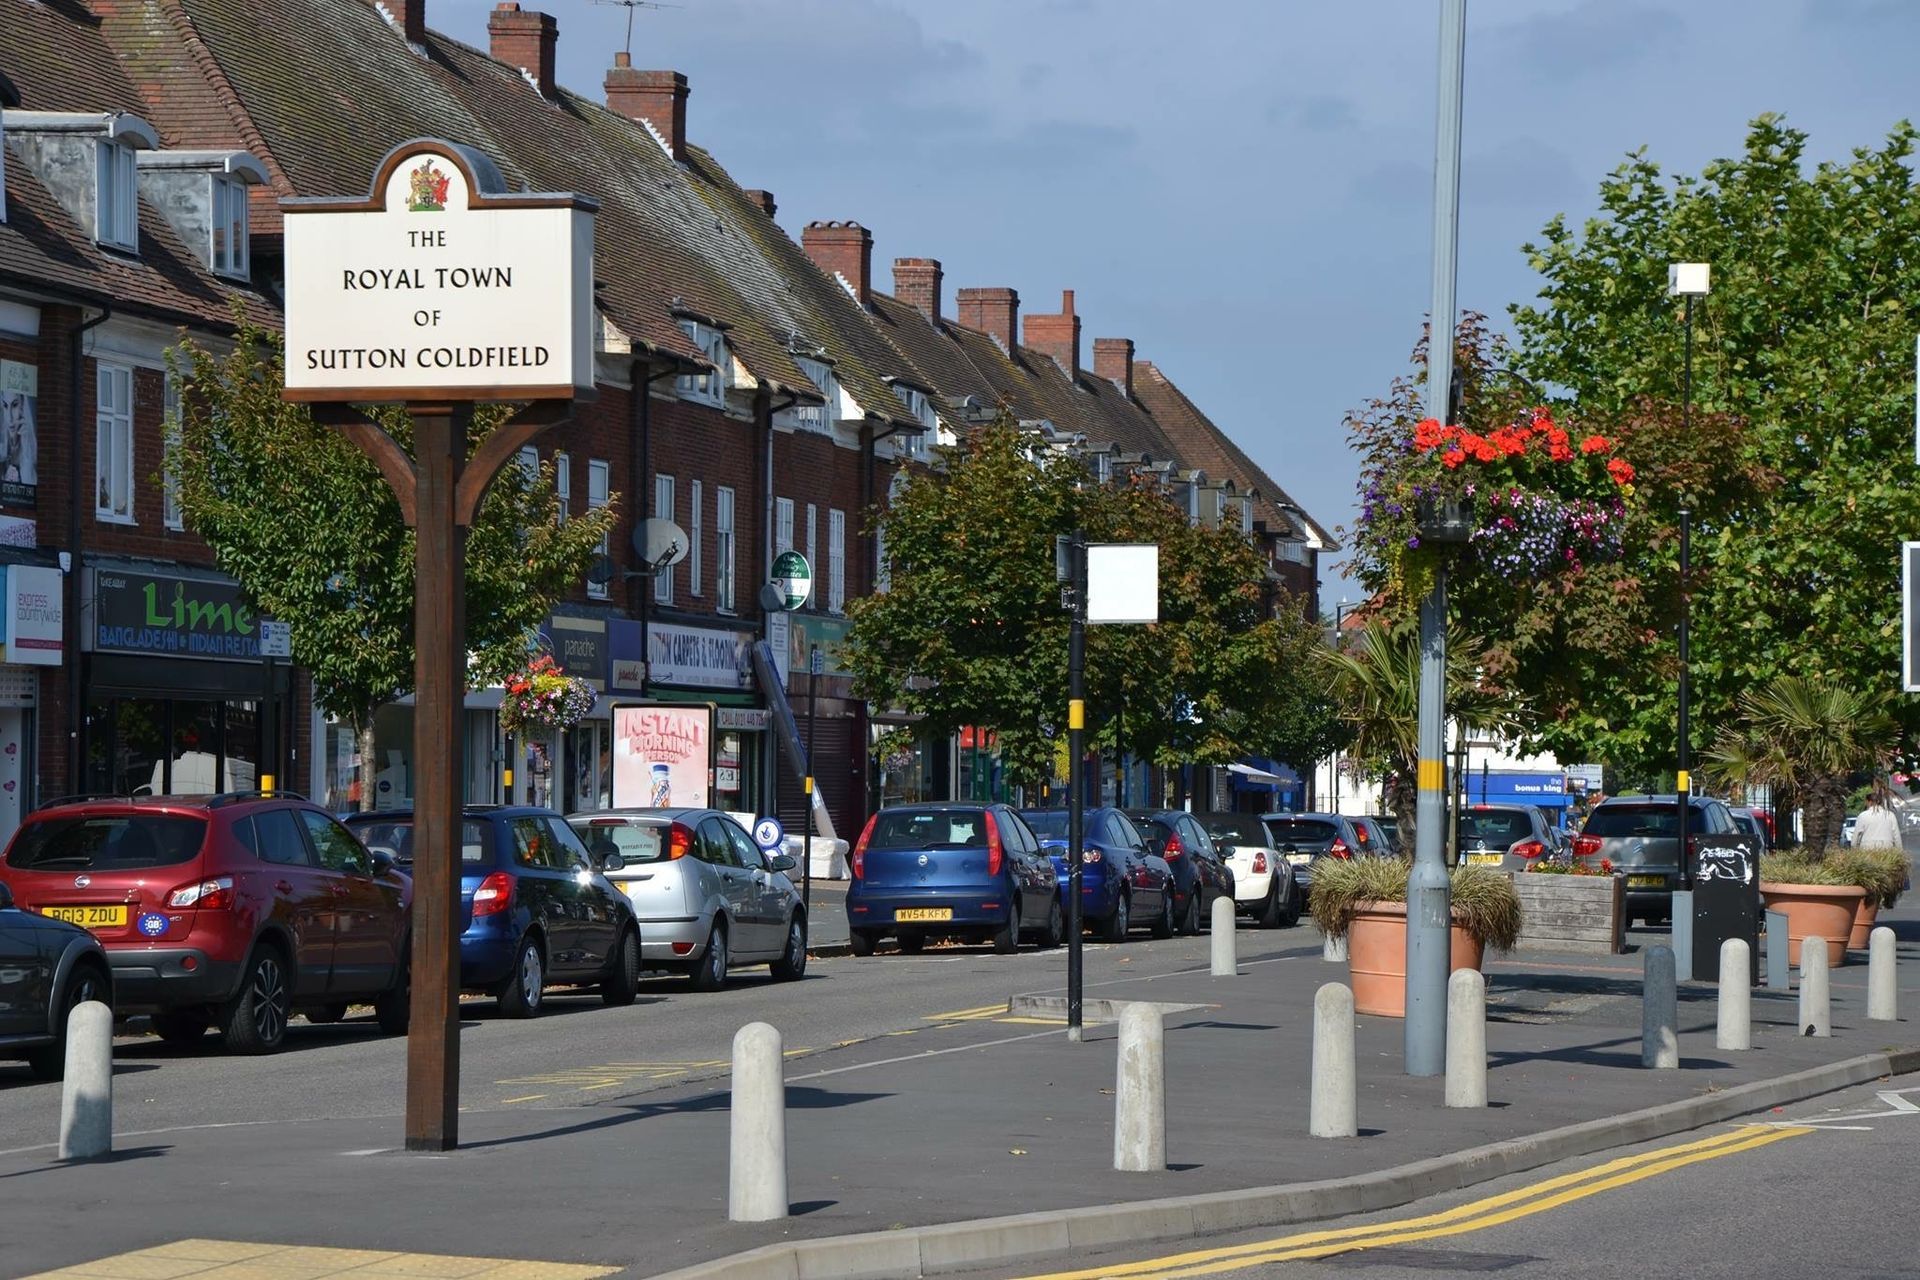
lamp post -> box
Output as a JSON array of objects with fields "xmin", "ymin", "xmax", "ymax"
[{"xmin": 1669, "ymin": 263, "xmax": 1710, "ymax": 892}]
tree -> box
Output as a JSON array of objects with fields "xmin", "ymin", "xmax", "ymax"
[
  {"xmin": 1510, "ymin": 115, "xmax": 1920, "ymax": 772},
  {"xmin": 1702, "ymin": 676, "xmax": 1895, "ymax": 852},
  {"xmin": 168, "ymin": 323, "xmax": 616, "ymax": 807}
]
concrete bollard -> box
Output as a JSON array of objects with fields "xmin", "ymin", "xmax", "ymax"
[
  {"xmin": 1444, "ymin": 968, "xmax": 1486, "ymax": 1108},
  {"xmin": 1716, "ymin": 938, "xmax": 1751, "ymax": 1052},
  {"xmin": 1641, "ymin": 945, "xmax": 1678, "ymax": 1069},
  {"xmin": 728, "ymin": 1022, "xmax": 788, "ymax": 1222},
  {"xmin": 1310, "ymin": 983, "xmax": 1357, "ymax": 1138},
  {"xmin": 57, "ymin": 1001, "xmax": 113, "ymax": 1160},
  {"xmin": 1112, "ymin": 1003, "xmax": 1165, "ymax": 1172},
  {"xmin": 1322, "ymin": 931, "xmax": 1347, "ymax": 962},
  {"xmin": 1798, "ymin": 937, "xmax": 1830, "ymax": 1038},
  {"xmin": 1210, "ymin": 896, "xmax": 1236, "ymax": 976},
  {"xmin": 1867, "ymin": 926, "xmax": 1897, "ymax": 1022}
]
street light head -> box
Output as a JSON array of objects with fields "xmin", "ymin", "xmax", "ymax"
[{"xmin": 1668, "ymin": 262, "xmax": 1711, "ymax": 298}]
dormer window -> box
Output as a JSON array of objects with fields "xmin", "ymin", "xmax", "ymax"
[
  {"xmin": 889, "ymin": 383, "xmax": 935, "ymax": 458},
  {"xmin": 675, "ymin": 320, "xmax": 728, "ymax": 406},
  {"xmin": 96, "ymin": 140, "xmax": 138, "ymax": 250},
  {"xmin": 211, "ymin": 175, "xmax": 249, "ymax": 278},
  {"xmin": 135, "ymin": 149, "xmax": 267, "ymax": 281},
  {"xmin": 1241, "ymin": 496, "xmax": 1254, "ymax": 535},
  {"xmin": 1093, "ymin": 451, "xmax": 1112, "ymax": 484},
  {"xmin": 794, "ymin": 356, "xmax": 836, "ymax": 433}
]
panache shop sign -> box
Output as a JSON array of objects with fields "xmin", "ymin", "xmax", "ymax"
[{"xmin": 92, "ymin": 570, "xmax": 266, "ymax": 660}]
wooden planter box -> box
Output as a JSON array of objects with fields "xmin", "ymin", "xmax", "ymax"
[{"xmin": 1505, "ymin": 872, "xmax": 1625, "ymax": 955}]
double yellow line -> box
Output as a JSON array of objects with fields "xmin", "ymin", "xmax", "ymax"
[{"xmin": 1015, "ymin": 1123, "xmax": 1812, "ymax": 1279}]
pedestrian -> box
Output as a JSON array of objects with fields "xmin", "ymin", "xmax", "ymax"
[{"xmin": 1852, "ymin": 790, "xmax": 1901, "ymax": 850}]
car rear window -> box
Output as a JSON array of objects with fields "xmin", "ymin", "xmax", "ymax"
[
  {"xmin": 1264, "ymin": 818, "xmax": 1338, "ymax": 843},
  {"xmin": 573, "ymin": 819, "xmax": 669, "ymax": 863},
  {"xmin": 869, "ymin": 809, "xmax": 988, "ymax": 850},
  {"xmin": 345, "ymin": 818, "xmax": 491, "ymax": 864},
  {"xmin": 1019, "ymin": 811, "xmax": 1068, "ymax": 840},
  {"xmin": 1583, "ymin": 806, "xmax": 1681, "ymax": 838},
  {"xmin": 1201, "ymin": 815, "xmax": 1269, "ymax": 846},
  {"xmin": 7, "ymin": 813, "xmax": 207, "ymax": 871},
  {"xmin": 1459, "ymin": 811, "xmax": 1533, "ymax": 845}
]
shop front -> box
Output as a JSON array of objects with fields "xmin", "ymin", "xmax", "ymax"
[
  {"xmin": 0, "ymin": 561, "xmax": 59, "ymax": 842},
  {"xmin": 611, "ymin": 617, "xmax": 767, "ymax": 817}
]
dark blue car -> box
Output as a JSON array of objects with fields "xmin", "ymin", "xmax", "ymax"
[
  {"xmin": 1018, "ymin": 807, "xmax": 1176, "ymax": 942},
  {"xmin": 846, "ymin": 804, "xmax": 1061, "ymax": 956},
  {"xmin": 345, "ymin": 807, "xmax": 640, "ymax": 1017}
]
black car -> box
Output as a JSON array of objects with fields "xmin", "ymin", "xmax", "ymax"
[
  {"xmin": 1262, "ymin": 811, "xmax": 1366, "ymax": 898},
  {"xmin": 1126, "ymin": 810, "xmax": 1235, "ymax": 936},
  {"xmin": 0, "ymin": 881, "xmax": 114, "ymax": 1079},
  {"xmin": 345, "ymin": 807, "xmax": 640, "ymax": 1017}
]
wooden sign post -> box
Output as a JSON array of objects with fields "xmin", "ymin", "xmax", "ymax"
[{"xmin": 281, "ymin": 139, "xmax": 596, "ymax": 1151}]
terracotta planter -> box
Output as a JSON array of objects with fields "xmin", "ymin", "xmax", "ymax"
[
  {"xmin": 1758, "ymin": 882, "xmax": 1865, "ymax": 969},
  {"xmin": 1346, "ymin": 900, "xmax": 1486, "ymax": 1018},
  {"xmin": 1847, "ymin": 897, "xmax": 1881, "ymax": 951}
]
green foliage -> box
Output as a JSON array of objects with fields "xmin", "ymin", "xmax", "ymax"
[
  {"xmin": 1307, "ymin": 856, "xmax": 1522, "ymax": 950},
  {"xmin": 1759, "ymin": 850, "xmax": 1852, "ymax": 887},
  {"xmin": 843, "ymin": 420, "xmax": 1343, "ymax": 791},
  {"xmin": 1828, "ymin": 845, "xmax": 1911, "ymax": 907},
  {"xmin": 166, "ymin": 323, "xmax": 616, "ymax": 742}
]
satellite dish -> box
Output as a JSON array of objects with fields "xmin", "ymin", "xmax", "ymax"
[
  {"xmin": 585, "ymin": 555, "xmax": 616, "ymax": 587},
  {"xmin": 633, "ymin": 517, "xmax": 689, "ymax": 571}
]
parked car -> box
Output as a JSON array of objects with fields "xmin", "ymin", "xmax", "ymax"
[
  {"xmin": 345, "ymin": 806, "xmax": 638, "ymax": 1017},
  {"xmin": 1840, "ymin": 815, "xmax": 1858, "ymax": 848},
  {"xmin": 1193, "ymin": 811, "xmax": 1301, "ymax": 927},
  {"xmin": 1745, "ymin": 806, "xmax": 1778, "ymax": 844},
  {"xmin": 1572, "ymin": 794, "xmax": 1747, "ymax": 925},
  {"xmin": 1019, "ymin": 807, "xmax": 1174, "ymax": 941},
  {"xmin": 1371, "ymin": 814, "xmax": 1403, "ymax": 855},
  {"xmin": 0, "ymin": 794, "xmax": 410, "ymax": 1054},
  {"xmin": 1261, "ymin": 812, "xmax": 1365, "ymax": 898},
  {"xmin": 1126, "ymin": 809, "xmax": 1234, "ymax": 935},
  {"xmin": 847, "ymin": 804, "xmax": 1062, "ymax": 955},
  {"xmin": 1457, "ymin": 803, "xmax": 1561, "ymax": 871},
  {"xmin": 1344, "ymin": 814, "xmax": 1394, "ymax": 859},
  {"xmin": 568, "ymin": 809, "xmax": 807, "ymax": 989},
  {"xmin": 0, "ymin": 880, "xmax": 114, "ymax": 1079},
  {"xmin": 1728, "ymin": 807, "xmax": 1769, "ymax": 852}
]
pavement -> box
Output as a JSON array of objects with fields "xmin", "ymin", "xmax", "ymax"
[{"xmin": 1, "ymin": 907, "xmax": 1914, "ymax": 1280}]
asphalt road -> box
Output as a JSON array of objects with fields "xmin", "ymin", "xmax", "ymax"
[{"xmin": 985, "ymin": 1071, "xmax": 1920, "ymax": 1280}]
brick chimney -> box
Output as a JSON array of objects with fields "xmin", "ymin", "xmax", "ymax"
[
  {"xmin": 489, "ymin": 3, "xmax": 557, "ymax": 99},
  {"xmin": 892, "ymin": 258, "xmax": 943, "ymax": 323},
  {"xmin": 605, "ymin": 54, "xmax": 689, "ymax": 161},
  {"xmin": 956, "ymin": 287, "xmax": 1019, "ymax": 350},
  {"xmin": 801, "ymin": 221, "xmax": 873, "ymax": 307},
  {"xmin": 1024, "ymin": 290, "xmax": 1081, "ymax": 382},
  {"xmin": 744, "ymin": 189, "xmax": 776, "ymax": 218},
  {"xmin": 1092, "ymin": 338, "xmax": 1134, "ymax": 398},
  {"xmin": 400, "ymin": 0, "xmax": 427, "ymax": 44}
]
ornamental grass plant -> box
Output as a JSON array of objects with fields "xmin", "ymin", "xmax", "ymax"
[
  {"xmin": 1309, "ymin": 856, "xmax": 1523, "ymax": 951},
  {"xmin": 1828, "ymin": 846, "xmax": 1911, "ymax": 908},
  {"xmin": 1758, "ymin": 850, "xmax": 1851, "ymax": 887}
]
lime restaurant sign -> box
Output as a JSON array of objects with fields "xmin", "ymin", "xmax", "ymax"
[
  {"xmin": 280, "ymin": 139, "xmax": 596, "ymax": 401},
  {"xmin": 90, "ymin": 569, "xmax": 266, "ymax": 660}
]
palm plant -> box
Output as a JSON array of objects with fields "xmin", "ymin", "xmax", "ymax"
[
  {"xmin": 1317, "ymin": 620, "xmax": 1524, "ymax": 849},
  {"xmin": 1702, "ymin": 676, "xmax": 1895, "ymax": 855}
]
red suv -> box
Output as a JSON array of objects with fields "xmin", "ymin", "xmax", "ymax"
[{"xmin": 0, "ymin": 793, "xmax": 411, "ymax": 1054}]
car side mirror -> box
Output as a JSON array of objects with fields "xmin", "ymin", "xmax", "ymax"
[
  {"xmin": 600, "ymin": 851, "xmax": 626, "ymax": 873},
  {"xmin": 368, "ymin": 849, "xmax": 397, "ymax": 876},
  {"xmin": 0, "ymin": 881, "xmax": 11, "ymax": 910},
  {"xmin": 770, "ymin": 853, "xmax": 797, "ymax": 873}
]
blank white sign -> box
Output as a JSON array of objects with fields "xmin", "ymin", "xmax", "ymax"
[{"xmin": 1087, "ymin": 543, "xmax": 1159, "ymax": 624}]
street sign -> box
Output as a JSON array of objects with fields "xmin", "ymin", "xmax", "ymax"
[
  {"xmin": 809, "ymin": 645, "xmax": 825, "ymax": 676},
  {"xmin": 752, "ymin": 816, "xmax": 785, "ymax": 852},
  {"xmin": 1905, "ymin": 542, "xmax": 1920, "ymax": 692},
  {"xmin": 770, "ymin": 550, "xmax": 812, "ymax": 611},
  {"xmin": 1086, "ymin": 543, "xmax": 1159, "ymax": 624},
  {"xmin": 259, "ymin": 620, "xmax": 292, "ymax": 659}
]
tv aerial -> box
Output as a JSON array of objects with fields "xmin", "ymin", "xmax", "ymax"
[{"xmin": 588, "ymin": 0, "xmax": 682, "ymax": 58}]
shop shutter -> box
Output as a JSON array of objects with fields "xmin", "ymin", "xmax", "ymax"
[{"xmin": 778, "ymin": 710, "xmax": 861, "ymax": 840}]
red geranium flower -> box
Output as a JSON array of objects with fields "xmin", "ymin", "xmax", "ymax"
[
  {"xmin": 1442, "ymin": 448, "xmax": 1466, "ymax": 469},
  {"xmin": 1580, "ymin": 434, "xmax": 1611, "ymax": 455},
  {"xmin": 1607, "ymin": 457, "xmax": 1635, "ymax": 485}
]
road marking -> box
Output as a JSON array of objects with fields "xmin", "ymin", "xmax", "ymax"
[
  {"xmin": 14, "ymin": 1239, "xmax": 617, "ymax": 1280},
  {"xmin": 925, "ymin": 1003, "xmax": 1008, "ymax": 1022},
  {"xmin": 1765, "ymin": 1086, "xmax": 1920, "ymax": 1129},
  {"xmin": 498, "ymin": 1094, "xmax": 547, "ymax": 1105},
  {"xmin": 1011, "ymin": 1124, "xmax": 1812, "ymax": 1280}
]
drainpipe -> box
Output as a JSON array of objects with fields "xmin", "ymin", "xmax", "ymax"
[{"xmin": 67, "ymin": 302, "xmax": 112, "ymax": 794}]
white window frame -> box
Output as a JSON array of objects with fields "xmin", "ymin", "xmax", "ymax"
[
  {"xmin": 211, "ymin": 174, "xmax": 249, "ymax": 279},
  {"xmin": 653, "ymin": 473, "xmax": 676, "ymax": 605},
  {"xmin": 587, "ymin": 460, "xmax": 611, "ymax": 600},
  {"xmin": 0, "ymin": 115, "xmax": 8, "ymax": 226},
  {"xmin": 715, "ymin": 486, "xmax": 736, "ymax": 612},
  {"xmin": 688, "ymin": 479, "xmax": 703, "ymax": 597},
  {"xmin": 96, "ymin": 141, "xmax": 138, "ymax": 250},
  {"xmin": 828, "ymin": 508, "xmax": 845, "ymax": 614},
  {"xmin": 795, "ymin": 357, "xmax": 836, "ymax": 433},
  {"xmin": 775, "ymin": 497, "xmax": 794, "ymax": 554},
  {"xmin": 553, "ymin": 450, "xmax": 570, "ymax": 519},
  {"xmin": 1241, "ymin": 496, "xmax": 1254, "ymax": 536},
  {"xmin": 517, "ymin": 444, "xmax": 539, "ymax": 485},
  {"xmin": 804, "ymin": 503, "xmax": 817, "ymax": 574},
  {"xmin": 674, "ymin": 321, "xmax": 728, "ymax": 406},
  {"xmin": 95, "ymin": 362, "xmax": 135, "ymax": 523},
  {"xmin": 162, "ymin": 373, "xmax": 183, "ymax": 530},
  {"xmin": 891, "ymin": 385, "xmax": 934, "ymax": 458},
  {"xmin": 1094, "ymin": 451, "xmax": 1112, "ymax": 484}
]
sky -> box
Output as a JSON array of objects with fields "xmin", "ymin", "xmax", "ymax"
[{"xmin": 437, "ymin": 0, "xmax": 1920, "ymax": 603}]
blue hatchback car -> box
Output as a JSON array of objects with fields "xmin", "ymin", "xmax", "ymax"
[
  {"xmin": 846, "ymin": 804, "xmax": 1061, "ymax": 956},
  {"xmin": 1020, "ymin": 807, "xmax": 1175, "ymax": 942},
  {"xmin": 345, "ymin": 807, "xmax": 640, "ymax": 1018}
]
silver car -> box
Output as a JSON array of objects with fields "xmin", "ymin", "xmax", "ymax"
[
  {"xmin": 1456, "ymin": 803, "xmax": 1563, "ymax": 871},
  {"xmin": 568, "ymin": 808, "xmax": 807, "ymax": 991}
]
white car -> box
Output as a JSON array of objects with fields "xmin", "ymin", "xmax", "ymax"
[{"xmin": 1195, "ymin": 811, "xmax": 1302, "ymax": 927}]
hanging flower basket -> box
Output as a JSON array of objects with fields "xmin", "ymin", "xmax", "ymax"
[{"xmin": 499, "ymin": 654, "xmax": 598, "ymax": 737}]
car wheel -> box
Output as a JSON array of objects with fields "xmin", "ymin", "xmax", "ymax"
[
  {"xmin": 1182, "ymin": 893, "xmax": 1203, "ymax": 936},
  {"xmin": 689, "ymin": 922, "xmax": 729, "ymax": 991},
  {"xmin": 601, "ymin": 926, "xmax": 642, "ymax": 1006},
  {"xmin": 1151, "ymin": 891, "xmax": 1176, "ymax": 939},
  {"xmin": 1257, "ymin": 884, "xmax": 1283, "ymax": 929},
  {"xmin": 770, "ymin": 915, "xmax": 809, "ymax": 981},
  {"xmin": 897, "ymin": 931, "xmax": 927, "ymax": 954},
  {"xmin": 152, "ymin": 1010, "xmax": 210, "ymax": 1048},
  {"xmin": 1102, "ymin": 892, "xmax": 1131, "ymax": 943},
  {"xmin": 991, "ymin": 899, "xmax": 1020, "ymax": 955},
  {"xmin": 498, "ymin": 935, "xmax": 546, "ymax": 1018},
  {"xmin": 221, "ymin": 945, "xmax": 292, "ymax": 1054},
  {"xmin": 374, "ymin": 950, "xmax": 410, "ymax": 1035},
  {"xmin": 1035, "ymin": 898, "xmax": 1065, "ymax": 949},
  {"xmin": 305, "ymin": 1003, "xmax": 349, "ymax": 1025},
  {"xmin": 26, "ymin": 962, "xmax": 109, "ymax": 1081},
  {"xmin": 1279, "ymin": 883, "xmax": 1302, "ymax": 928},
  {"xmin": 849, "ymin": 929, "xmax": 878, "ymax": 957}
]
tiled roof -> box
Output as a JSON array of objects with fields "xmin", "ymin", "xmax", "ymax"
[
  {"xmin": 1132, "ymin": 359, "xmax": 1339, "ymax": 550},
  {"xmin": 0, "ymin": 0, "xmax": 147, "ymax": 118}
]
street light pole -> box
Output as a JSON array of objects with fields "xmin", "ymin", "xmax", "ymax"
[
  {"xmin": 1406, "ymin": 0, "xmax": 1466, "ymax": 1078},
  {"xmin": 1065, "ymin": 532, "xmax": 1087, "ymax": 1043},
  {"xmin": 1669, "ymin": 264, "xmax": 1709, "ymax": 892}
]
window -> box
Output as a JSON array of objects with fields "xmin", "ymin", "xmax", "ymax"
[
  {"xmin": 674, "ymin": 321, "xmax": 728, "ymax": 405},
  {"xmin": 300, "ymin": 810, "xmax": 371, "ymax": 876},
  {"xmin": 794, "ymin": 357, "xmax": 836, "ymax": 433},
  {"xmin": 249, "ymin": 809, "xmax": 313, "ymax": 868},
  {"xmin": 95, "ymin": 362, "xmax": 134, "ymax": 522},
  {"xmin": 696, "ymin": 818, "xmax": 744, "ymax": 867},
  {"xmin": 1094, "ymin": 451, "xmax": 1112, "ymax": 483},
  {"xmin": 0, "ymin": 115, "xmax": 7, "ymax": 225},
  {"xmin": 211, "ymin": 175, "xmax": 249, "ymax": 279},
  {"xmin": 715, "ymin": 486, "xmax": 736, "ymax": 611},
  {"xmin": 653, "ymin": 473, "xmax": 675, "ymax": 605},
  {"xmin": 510, "ymin": 816, "xmax": 569, "ymax": 870},
  {"xmin": 891, "ymin": 385, "xmax": 934, "ymax": 457},
  {"xmin": 588, "ymin": 460, "xmax": 611, "ymax": 601},
  {"xmin": 517, "ymin": 444, "xmax": 539, "ymax": 485},
  {"xmin": 828, "ymin": 508, "xmax": 845, "ymax": 613},
  {"xmin": 162, "ymin": 373, "xmax": 184, "ymax": 530},
  {"xmin": 688, "ymin": 479, "xmax": 703, "ymax": 597},
  {"xmin": 805, "ymin": 503, "xmax": 817, "ymax": 573},
  {"xmin": 553, "ymin": 451, "xmax": 570, "ymax": 518},
  {"xmin": 876, "ymin": 472, "xmax": 906, "ymax": 593},
  {"xmin": 1241, "ymin": 496, "xmax": 1254, "ymax": 535},
  {"xmin": 96, "ymin": 141, "xmax": 137, "ymax": 250},
  {"xmin": 775, "ymin": 497, "xmax": 794, "ymax": 553}
]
